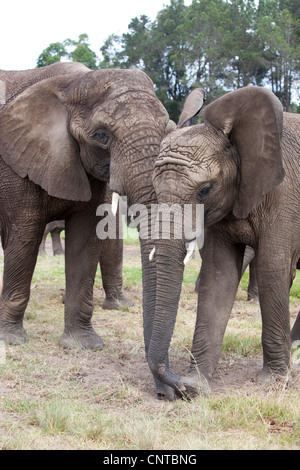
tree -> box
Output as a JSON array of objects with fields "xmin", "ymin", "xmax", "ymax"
[
  {"xmin": 99, "ymin": 2, "xmax": 190, "ymax": 121},
  {"xmin": 225, "ymin": 0, "xmax": 268, "ymax": 88},
  {"xmin": 184, "ymin": 0, "xmax": 233, "ymax": 101},
  {"xmin": 257, "ymin": 0, "xmax": 300, "ymax": 110},
  {"xmin": 37, "ymin": 34, "xmax": 98, "ymax": 69},
  {"xmin": 65, "ymin": 34, "xmax": 98, "ymax": 69},
  {"xmin": 153, "ymin": 0, "xmax": 189, "ymax": 106},
  {"xmin": 119, "ymin": 0, "xmax": 190, "ymax": 119},
  {"xmin": 37, "ymin": 2, "xmax": 298, "ymax": 113},
  {"xmin": 100, "ymin": 34, "xmax": 123, "ymax": 68},
  {"xmin": 36, "ymin": 42, "xmax": 68, "ymax": 67},
  {"xmin": 100, "ymin": 16, "xmax": 153, "ymax": 70}
]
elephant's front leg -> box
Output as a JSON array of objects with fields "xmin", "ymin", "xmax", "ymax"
[
  {"xmin": 0, "ymin": 223, "xmax": 44, "ymax": 344},
  {"xmin": 185, "ymin": 238, "xmax": 245, "ymax": 395},
  {"xmin": 59, "ymin": 209, "xmax": 103, "ymax": 350},
  {"xmin": 140, "ymin": 239, "xmax": 176, "ymax": 401}
]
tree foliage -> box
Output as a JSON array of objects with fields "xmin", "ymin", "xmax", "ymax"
[
  {"xmin": 36, "ymin": 42, "xmax": 68, "ymax": 67},
  {"xmin": 36, "ymin": 0, "xmax": 300, "ymax": 117},
  {"xmin": 37, "ymin": 34, "xmax": 98, "ymax": 69},
  {"xmin": 99, "ymin": 0, "xmax": 299, "ymax": 115}
]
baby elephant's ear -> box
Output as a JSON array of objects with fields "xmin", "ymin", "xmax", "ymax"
[
  {"xmin": 178, "ymin": 88, "xmax": 205, "ymax": 128},
  {"xmin": 0, "ymin": 77, "xmax": 91, "ymax": 201},
  {"xmin": 203, "ymin": 87, "xmax": 284, "ymax": 218}
]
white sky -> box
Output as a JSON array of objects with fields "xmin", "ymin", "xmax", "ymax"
[{"xmin": 0, "ymin": 0, "xmax": 191, "ymax": 71}]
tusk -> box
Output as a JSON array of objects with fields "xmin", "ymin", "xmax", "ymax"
[
  {"xmin": 149, "ymin": 246, "xmax": 155, "ymax": 261},
  {"xmin": 111, "ymin": 192, "xmax": 119, "ymax": 216},
  {"xmin": 184, "ymin": 239, "xmax": 197, "ymax": 265}
]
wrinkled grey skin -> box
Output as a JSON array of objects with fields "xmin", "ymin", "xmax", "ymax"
[
  {"xmin": 195, "ymin": 245, "xmax": 259, "ymax": 301},
  {"xmin": 150, "ymin": 86, "xmax": 300, "ymax": 398},
  {"xmin": 240, "ymin": 247, "xmax": 300, "ymax": 344},
  {"xmin": 0, "ymin": 62, "xmax": 169, "ymax": 381}
]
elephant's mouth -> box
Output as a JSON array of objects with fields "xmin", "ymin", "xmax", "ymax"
[{"xmin": 92, "ymin": 160, "xmax": 110, "ymax": 181}]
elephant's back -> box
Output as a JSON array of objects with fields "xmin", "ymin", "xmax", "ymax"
[{"xmin": 0, "ymin": 63, "xmax": 90, "ymax": 109}]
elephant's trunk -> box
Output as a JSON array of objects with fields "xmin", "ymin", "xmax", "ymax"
[
  {"xmin": 140, "ymin": 237, "xmax": 157, "ymax": 349},
  {"xmin": 144, "ymin": 197, "xmax": 193, "ymax": 393},
  {"xmin": 145, "ymin": 193, "xmax": 207, "ymax": 397},
  {"xmin": 110, "ymin": 132, "xmax": 178, "ymax": 398},
  {"xmin": 147, "ymin": 238, "xmax": 186, "ymax": 391}
]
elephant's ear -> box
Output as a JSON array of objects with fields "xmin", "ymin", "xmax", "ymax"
[
  {"xmin": 178, "ymin": 88, "xmax": 205, "ymax": 128},
  {"xmin": 0, "ymin": 78, "xmax": 91, "ymax": 201},
  {"xmin": 203, "ymin": 86, "xmax": 284, "ymax": 218}
]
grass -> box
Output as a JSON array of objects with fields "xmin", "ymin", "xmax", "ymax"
[{"xmin": 0, "ymin": 243, "xmax": 299, "ymax": 450}]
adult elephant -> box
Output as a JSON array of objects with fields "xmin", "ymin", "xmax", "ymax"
[
  {"xmin": 0, "ymin": 62, "xmax": 169, "ymax": 361},
  {"xmin": 149, "ymin": 86, "xmax": 300, "ymax": 397}
]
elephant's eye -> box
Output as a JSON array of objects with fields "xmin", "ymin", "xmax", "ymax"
[
  {"xmin": 95, "ymin": 130, "xmax": 110, "ymax": 147},
  {"xmin": 197, "ymin": 183, "xmax": 212, "ymax": 201}
]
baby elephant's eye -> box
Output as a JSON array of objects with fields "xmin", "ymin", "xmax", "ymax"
[
  {"xmin": 95, "ymin": 130, "xmax": 110, "ymax": 146},
  {"xmin": 197, "ymin": 183, "xmax": 212, "ymax": 201}
]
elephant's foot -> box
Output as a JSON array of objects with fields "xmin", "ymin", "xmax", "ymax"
[
  {"xmin": 0, "ymin": 323, "xmax": 28, "ymax": 345},
  {"xmin": 149, "ymin": 361, "xmax": 211, "ymax": 400},
  {"xmin": 260, "ymin": 366, "xmax": 291, "ymax": 391},
  {"xmin": 53, "ymin": 248, "xmax": 64, "ymax": 256},
  {"xmin": 247, "ymin": 292, "xmax": 259, "ymax": 302},
  {"xmin": 154, "ymin": 377, "xmax": 176, "ymax": 401},
  {"xmin": 102, "ymin": 294, "xmax": 134, "ymax": 310},
  {"xmin": 59, "ymin": 327, "xmax": 104, "ymax": 350},
  {"xmin": 175, "ymin": 372, "xmax": 211, "ymax": 399},
  {"xmin": 38, "ymin": 249, "xmax": 47, "ymax": 256}
]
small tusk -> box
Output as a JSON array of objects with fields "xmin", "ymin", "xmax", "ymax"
[
  {"xmin": 111, "ymin": 192, "xmax": 119, "ymax": 216},
  {"xmin": 149, "ymin": 246, "xmax": 155, "ymax": 261},
  {"xmin": 184, "ymin": 239, "xmax": 197, "ymax": 265}
]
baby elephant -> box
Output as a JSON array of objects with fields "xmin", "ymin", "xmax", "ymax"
[{"xmin": 148, "ymin": 86, "xmax": 300, "ymax": 397}]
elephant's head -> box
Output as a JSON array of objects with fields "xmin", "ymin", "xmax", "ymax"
[
  {"xmin": 148, "ymin": 86, "xmax": 284, "ymax": 396},
  {"xmin": 0, "ymin": 67, "xmax": 169, "ymax": 205},
  {"xmin": 154, "ymin": 86, "xmax": 284, "ymax": 221}
]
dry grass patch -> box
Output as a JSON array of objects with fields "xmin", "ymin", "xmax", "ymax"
[{"xmin": 0, "ymin": 246, "xmax": 299, "ymax": 450}]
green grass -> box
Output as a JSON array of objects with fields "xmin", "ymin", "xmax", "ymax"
[
  {"xmin": 0, "ymin": 251, "xmax": 299, "ymax": 450},
  {"xmin": 290, "ymin": 271, "xmax": 300, "ymax": 300},
  {"xmin": 123, "ymin": 265, "xmax": 143, "ymax": 286},
  {"xmin": 222, "ymin": 331, "xmax": 262, "ymax": 357},
  {"xmin": 240, "ymin": 269, "xmax": 300, "ymax": 303}
]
